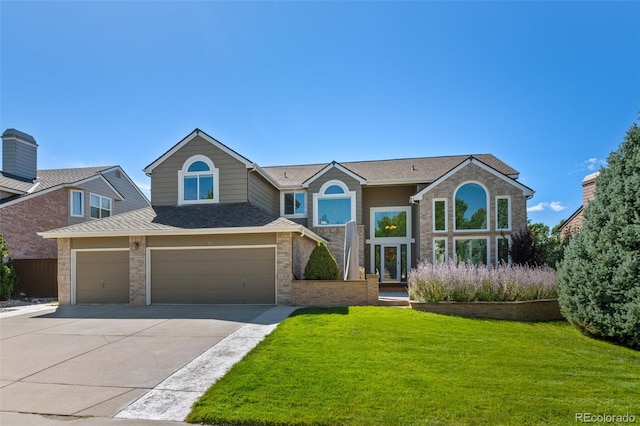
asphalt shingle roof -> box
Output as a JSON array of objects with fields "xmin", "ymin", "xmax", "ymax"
[
  {"xmin": 262, "ymin": 154, "xmax": 518, "ymax": 187},
  {"xmin": 42, "ymin": 203, "xmax": 299, "ymax": 235},
  {"xmin": 0, "ymin": 166, "xmax": 114, "ymax": 201}
]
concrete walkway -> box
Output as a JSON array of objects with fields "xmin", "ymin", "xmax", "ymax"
[{"xmin": 1, "ymin": 304, "xmax": 297, "ymax": 424}]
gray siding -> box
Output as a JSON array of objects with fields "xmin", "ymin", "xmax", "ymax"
[
  {"xmin": 70, "ymin": 178, "xmax": 122, "ymax": 225},
  {"xmin": 147, "ymin": 233, "xmax": 275, "ymax": 247},
  {"xmin": 307, "ymin": 167, "xmax": 363, "ymax": 225},
  {"xmin": 102, "ymin": 168, "xmax": 150, "ymax": 213},
  {"xmin": 248, "ymin": 171, "xmax": 279, "ymax": 215},
  {"xmin": 2, "ymin": 139, "xmax": 37, "ymax": 180},
  {"xmin": 150, "ymin": 136, "xmax": 249, "ymax": 206}
]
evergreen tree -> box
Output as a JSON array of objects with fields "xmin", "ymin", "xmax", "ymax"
[
  {"xmin": 557, "ymin": 119, "xmax": 640, "ymax": 349},
  {"xmin": 0, "ymin": 234, "xmax": 18, "ymax": 300},
  {"xmin": 304, "ymin": 242, "xmax": 340, "ymax": 280}
]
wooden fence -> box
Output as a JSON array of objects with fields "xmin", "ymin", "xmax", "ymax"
[{"xmin": 12, "ymin": 259, "xmax": 58, "ymax": 298}]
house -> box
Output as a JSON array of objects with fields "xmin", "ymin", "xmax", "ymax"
[
  {"xmin": 39, "ymin": 128, "xmax": 534, "ymax": 305},
  {"xmin": 558, "ymin": 171, "xmax": 599, "ymax": 238},
  {"xmin": 0, "ymin": 128, "xmax": 150, "ymax": 296}
]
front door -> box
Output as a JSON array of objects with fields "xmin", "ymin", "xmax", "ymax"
[{"xmin": 380, "ymin": 244, "xmax": 400, "ymax": 282}]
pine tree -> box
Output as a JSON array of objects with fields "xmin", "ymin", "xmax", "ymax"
[
  {"xmin": 0, "ymin": 234, "xmax": 18, "ymax": 300},
  {"xmin": 557, "ymin": 119, "xmax": 640, "ymax": 349},
  {"xmin": 304, "ymin": 242, "xmax": 340, "ymax": 280}
]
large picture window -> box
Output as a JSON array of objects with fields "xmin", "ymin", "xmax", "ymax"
[
  {"xmin": 433, "ymin": 238, "xmax": 447, "ymax": 263},
  {"xmin": 455, "ymin": 182, "xmax": 488, "ymax": 231},
  {"xmin": 178, "ymin": 155, "xmax": 219, "ymax": 205},
  {"xmin": 373, "ymin": 209, "xmax": 408, "ymax": 238},
  {"xmin": 313, "ymin": 180, "xmax": 355, "ymax": 226},
  {"xmin": 454, "ymin": 238, "xmax": 488, "ymax": 265}
]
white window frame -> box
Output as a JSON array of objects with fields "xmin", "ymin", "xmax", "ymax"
[
  {"xmin": 453, "ymin": 237, "xmax": 490, "ymax": 265},
  {"xmin": 369, "ymin": 206, "xmax": 412, "ymax": 241},
  {"xmin": 313, "ymin": 180, "xmax": 356, "ymax": 227},
  {"xmin": 70, "ymin": 189, "xmax": 84, "ymax": 217},
  {"xmin": 433, "ymin": 237, "xmax": 448, "ymax": 264},
  {"xmin": 496, "ymin": 235, "xmax": 511, "ymax": 265},
  {"xmin": 281, "ymin": 190, "xmax": 307, "ymax": 218},
  {"xmin": 495, "ymin": 195, "xmax": 511, "ymax": 231},
  {"xmin": 89, "ymin": 193, "xmax": 112, "ymax": 219},
  {"xmin": 432, "ymin": 198, "xmax": 448, "ymax": 232},
  {"xmin": 453, "ymin": 181, "xmax": 490, "ymax": 232},
  {"xmin": 178, "ymin": 154, "xmax": 220, "ymax": 206}
]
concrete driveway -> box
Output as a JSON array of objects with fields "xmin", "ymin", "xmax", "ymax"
[{"xmin": 0, "ymin": 304, "xmax": 295, "ymax": 424}]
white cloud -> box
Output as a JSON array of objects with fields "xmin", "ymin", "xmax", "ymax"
[
  {"xmin": 548, "ymin": 201, "xmax": 567, "ymax": 212},
  {"xmin": 527, "ymin": 202, "xmax": 547, "ymax": 213},
  {"xmin": 527, "ymin": 201, "xmax": 567, "ymax": 213}
]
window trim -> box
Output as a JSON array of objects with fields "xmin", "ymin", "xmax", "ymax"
[
  {"xmin": 453, "ymin": 237, "xmax": 490, "ymax": 265},
  {"xmin": 433, "ymin": 237, "xmax": 448, "ymax": 264},
  {"xmin": 281, "ymin": 190, "xmax": 307, "ymax": 218},
  {"xmin": 496, "ymin": 195, "xmax": 511, "ymax": 231},
  {"xmin": 70, "ymin": 189, "xmax": 84, "ymax": 217},
  {"xmin": 432, "ymin": 198, "xmax": 448, "ymax": 232},
  {"xmin": 89, "ymin": 193, "xmax": 112, "ymax": 219},
  {"xmin": 370, "ymin": 206, "xmax": 412, "ymax": 240},
  {"xmin": 312, "ymin": 180, "xmax": 356, "ymax": 227},
  {"xmin": 453, "ymin": 181, "xmax": 490, "ymax": 232},
  {"xmin": 178, "ymin": 155, "xmax": 220, "ymax": 205}
]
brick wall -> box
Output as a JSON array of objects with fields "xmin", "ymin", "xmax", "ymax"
[
  {"xmin": 129, "ymin": 236, "xmax": 146, "ymax": 305},
  {"xmin": 276, "ymin": 232, "xmax": 293, "ymax": 304},
  {"xmin": 291, "ymin": 274, "xmax": 379, "ymax": 306},
  {"xmin": 57, "ymin": 238, "xmax": 71, "ymax": 305},
  {"xmin": 410, "ymin": 299, "xmax": 564, "ymax": 322},
  {"xmin": 309, "ymin": 225, "xmax": 365, "ymax": 278},
  {"xmin": 0, "ymin": 188, "xmax": 68, "ymax": 259},
  {"xmin": 418, "ymin": 162, "xmax": 529, "ymax": 265}
]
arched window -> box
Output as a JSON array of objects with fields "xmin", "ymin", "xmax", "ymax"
[
  {"xmin": 313, "ymin": 180, "xmax": 356, "ymax": 226},
  {"xmin": 178, "ymin": 155, "xmax": 219, "ymax": 205},
  {"xmin": 454, "ymin": 182, "xmax": 488, "ymax": 230}
]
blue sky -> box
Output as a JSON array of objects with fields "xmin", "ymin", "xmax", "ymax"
[{"xmin": 1, "ymin": 1, "xmax": 639, "ymax": 229}]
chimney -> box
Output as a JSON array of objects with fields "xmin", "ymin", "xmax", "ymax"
[
  {"xmin": 582, "ymin": 171, "xmax": 599, "ymax": 207},
  {"xmin": 2, "ymin": 128, "xmax": 38, "ymax": 181}
]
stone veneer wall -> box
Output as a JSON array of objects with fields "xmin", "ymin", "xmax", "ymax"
[
  {"xmin": 418, "ymin": 162, "xmax": 528, "ymax": 265},
  {"xmin": 0, "ymin": 187, "xmax": 68, "ymax": 259},
  {"xmin": 276, "ymin": 232, "xmax": 293, "ymax": 304},
  {"xmin": 57, "ymin": 238, "xmax": 71, "ymax": 305},
  {"xmin": 129, "ymin": 236, "xmax": 146, "ymax": 305},
  {"xmin": 309, "ymin": 225, "xmax": 365, "ymax": 278},
  {"xmin": 291, "ymin": 274, "xmax": 379, "ymax": 306}
]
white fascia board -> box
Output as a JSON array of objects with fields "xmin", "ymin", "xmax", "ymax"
[
  {"xmin": 144, "ymin": 129, "xmax": 254, "ymax": 176},
  {"xmin": 78, "ymin": 174, "xmax": 125, "ymax": 201},
  {"xmin": 38, "ymin": 224, "xmax": 327, "ymax": 243},
  {"xmin": 250, "ymin": 164, "xmax": 283, "ymax": 190},
  {"xmin": 412, "ymin": 158, "xmax": 534, "ymax": 201},
  {"xmin": 302, "ymin": 162, "xmax": 367, "ymax": 188},
  {"xmin": 0, "ymin": 185, "xmax": 25, "ymax": 195}
]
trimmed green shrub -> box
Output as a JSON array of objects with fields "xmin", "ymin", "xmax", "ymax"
[
  {"xmin": 0, "ymin": 234, "xmax": 18, "ymax": 300},
  {"xmin": 557, "ymin": 118, "xmax": 640, "ymax": 349},
  {"xmin": 304, "ymin": 242, "xmax": 340, "ymax": 280}
]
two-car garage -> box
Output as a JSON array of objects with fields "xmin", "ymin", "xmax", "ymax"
[{"xmin": 71, "ymin": 236, "xmax": 277, "ymax": 305}]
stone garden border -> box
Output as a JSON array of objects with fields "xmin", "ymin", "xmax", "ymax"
[{"xmin": 410, "ymin": 299, "xmax": 565, "ymax": 322}]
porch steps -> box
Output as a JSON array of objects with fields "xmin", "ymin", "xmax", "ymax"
[{"xmin": 378, "ymin": 291, "xmax": 410, "ymax": 307}]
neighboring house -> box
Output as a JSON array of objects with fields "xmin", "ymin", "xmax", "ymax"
[
  {"xmin": 0, "ymin": 128, "xmax": 150, "ymax": 295},
  {"xmin": 40, "ymin": 128, "xmax": 534, "ymax": 306},
  {"xmin": 558, "ymin": 171, "xmax": 599, "ymax": 238}
]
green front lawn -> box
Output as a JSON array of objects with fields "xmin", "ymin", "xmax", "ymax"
[{"xmin": 187, "ymin": 307, "xmax": 639, "ymax": 425}]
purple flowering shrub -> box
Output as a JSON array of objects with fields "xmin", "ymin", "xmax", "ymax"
[{"xmin": 408, "ymin": 261, "xmax": 557, "ymax": 302}]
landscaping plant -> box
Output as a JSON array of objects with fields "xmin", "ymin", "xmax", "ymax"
[
  {"xmin": 557, "ymin": 118, "xmax": 640, "ymax": 349},
  {"xmin": 303, "ymin": 241, "xmax": 340, "ymax": 280},
  {"xmin": 409, "ymin": 260, "xmax": 557, "ymax": 302},
  {"xmin": 0, "ymin": 234, "xmax": 18, "ymax": 300}
]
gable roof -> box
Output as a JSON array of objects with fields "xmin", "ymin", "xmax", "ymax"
[
  {"xmin": 302, "ymin": 161, "xmax": 367, "ymax": 188},
  {"xmin": 38, "ymin": 202, "xmax": 325, "ymax": 242},
  {"xmin": 144, "ymin": 128, "xmax": 254, "ymax": 175},
  {"xmin": 0, "ymin": 166, "xmax": 129, "ymax": 207},
  {"xmin": 262, "ymin": 154, "xmax": 519, "ymax": 188},
  {"xmin": 412, "ymin": 156, "xmax": 534, "ymax": 200}
]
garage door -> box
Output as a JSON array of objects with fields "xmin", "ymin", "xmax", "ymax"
[
  {"xmin": 150, "ymin": 247, "xmax": 276, "ymax": 304},
  {"xmin": 75, "ymin": 251, "xmax": 129, "ymax": 303}
]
